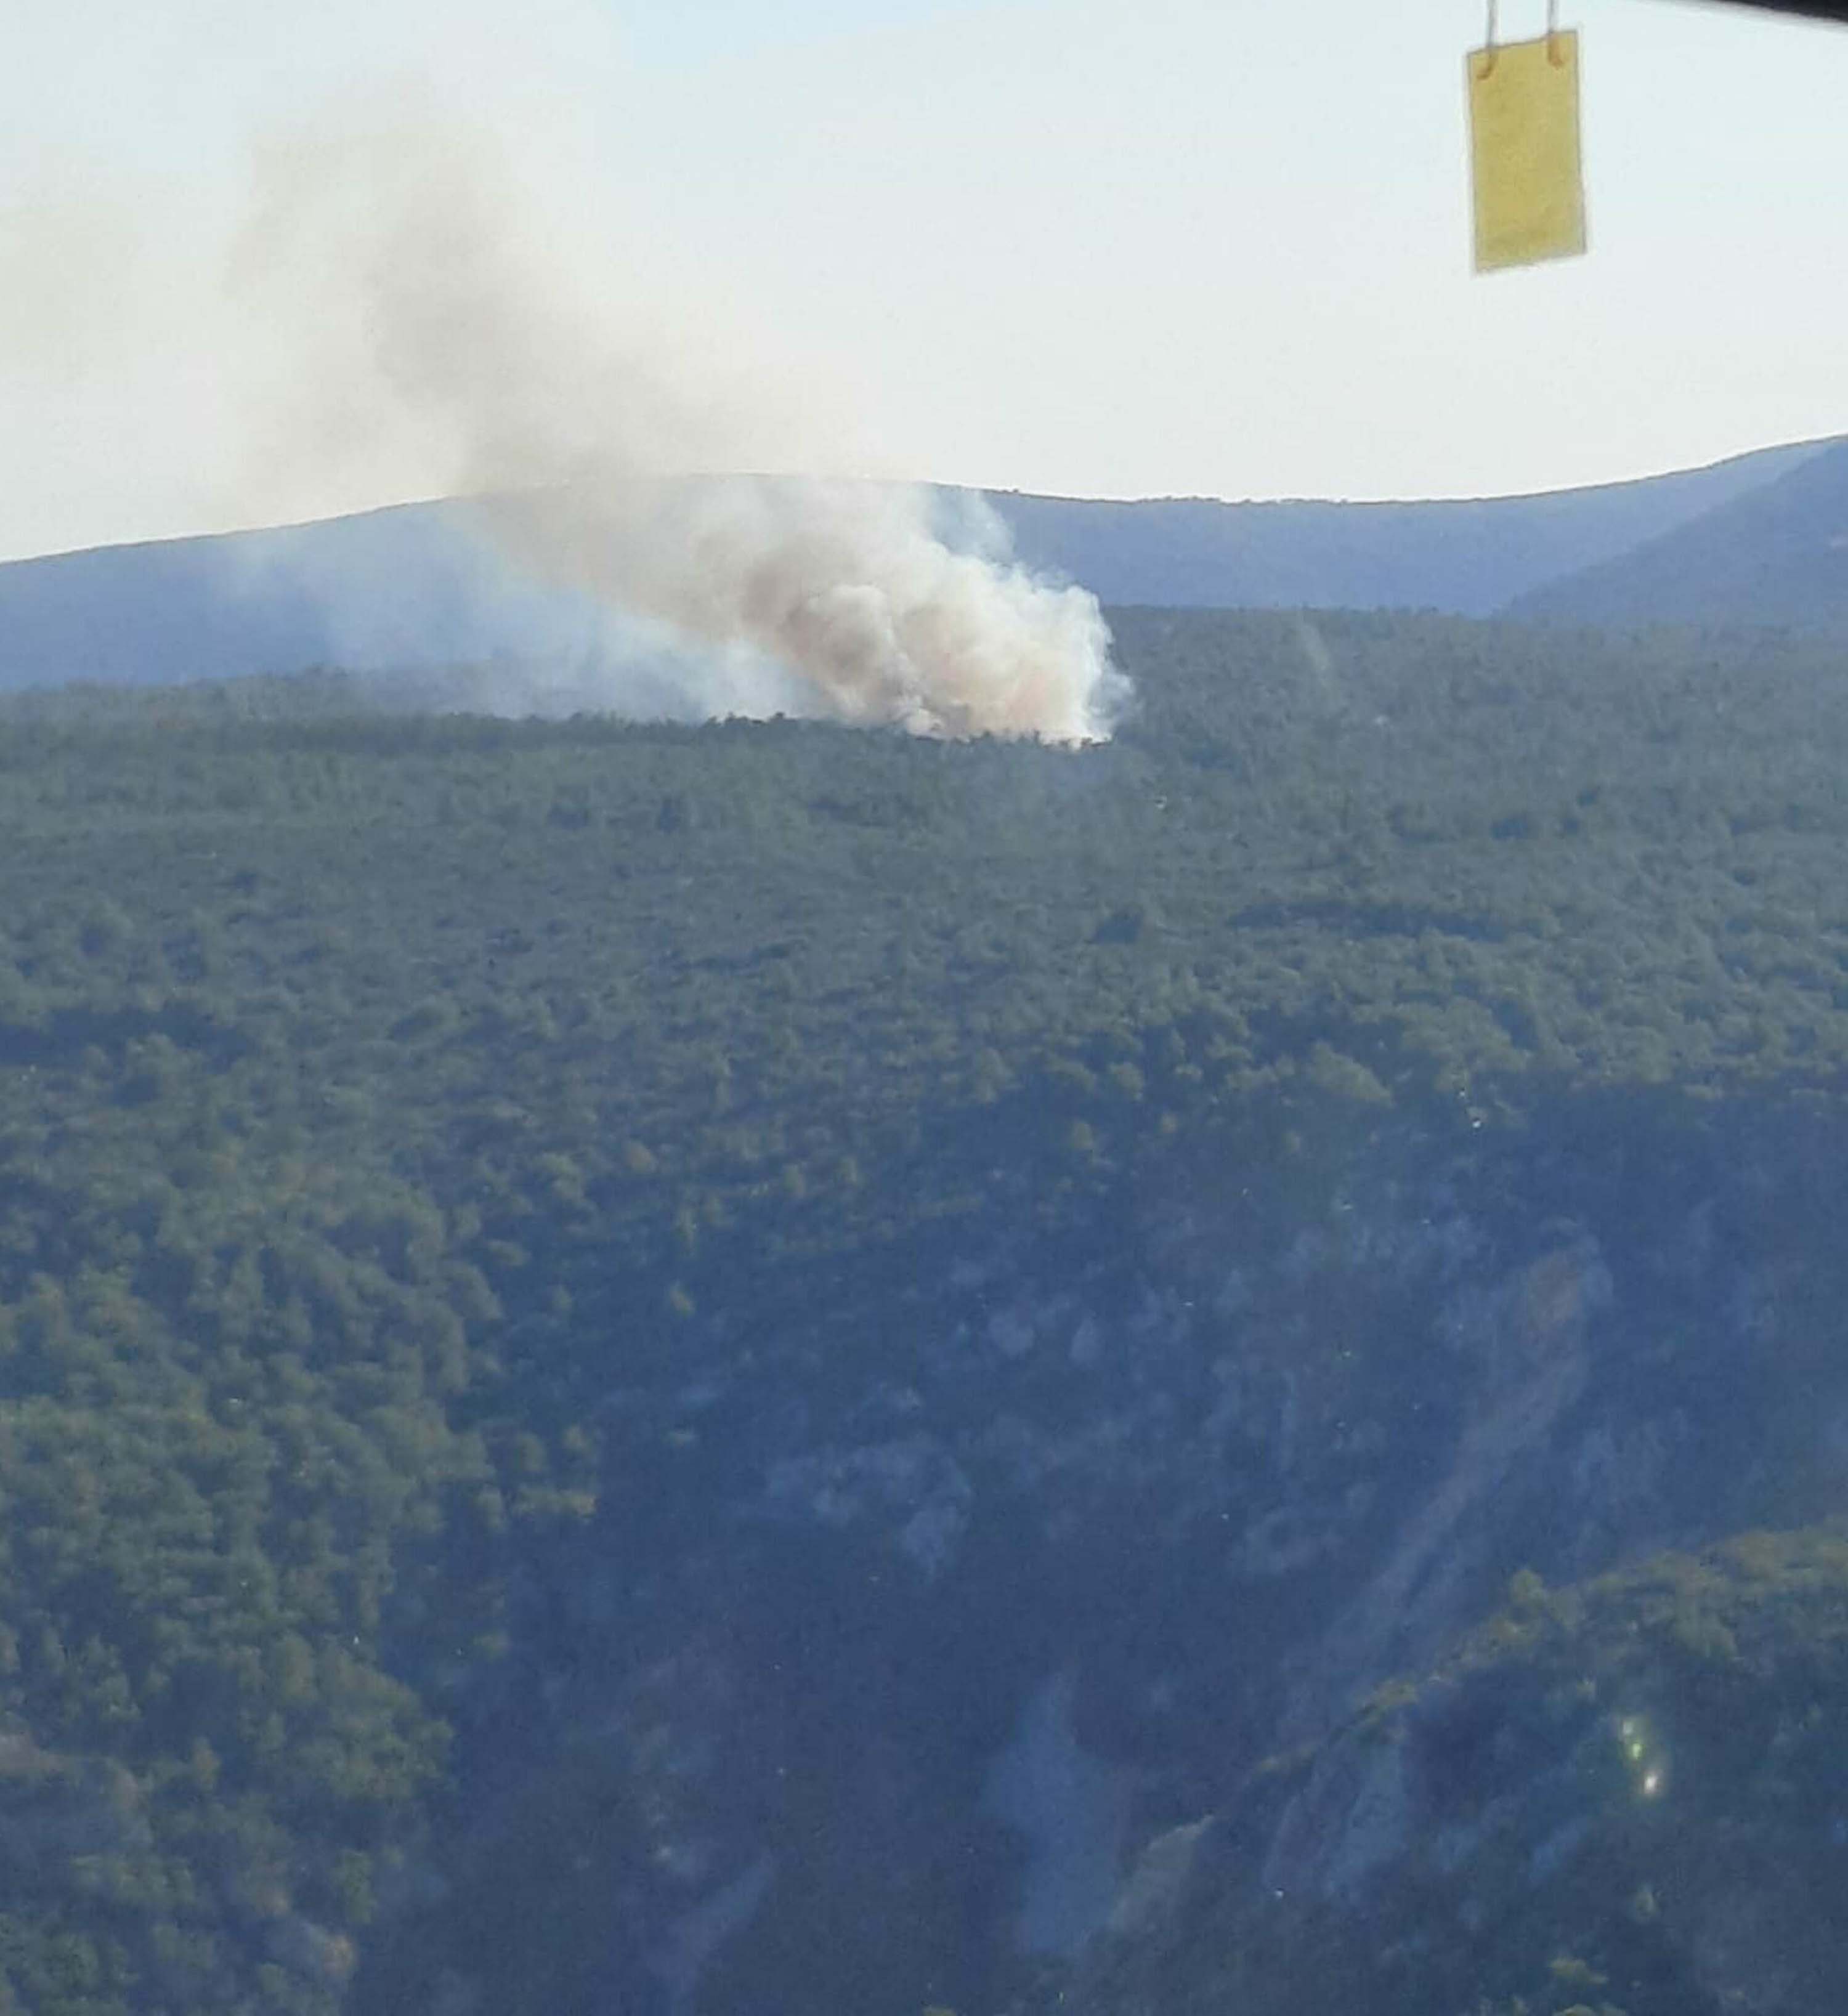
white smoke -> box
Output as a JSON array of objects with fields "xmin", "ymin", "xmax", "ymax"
[{"xmin": 230, "ymin": 115, "xmax": 1125, "ymax": 742}]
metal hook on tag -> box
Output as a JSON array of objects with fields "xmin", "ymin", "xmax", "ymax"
[{"xmin": 1480, "ymin": 0, "xmax": 1564, "ymax": 75}]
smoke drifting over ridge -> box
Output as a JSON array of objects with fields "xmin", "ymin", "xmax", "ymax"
[{"xmin": 233, "ymin": 118, "xmax": 1125, "ymax": 741}]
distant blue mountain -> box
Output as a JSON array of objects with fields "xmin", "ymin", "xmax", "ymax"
[
  {"xmin": 0, "ymin": 501, "xmax": 606, "ymax": 694},
  {"xmin": 0, "ymin": 439, "xmax": 1832, "ymax": 694},
  {"xmin": 1506, "ymin": 437, "xmax": 1848, "ymax": 633},
  {"xmin": 992, "ymin": 439, "xmax": 1827, "ymax": 616}
]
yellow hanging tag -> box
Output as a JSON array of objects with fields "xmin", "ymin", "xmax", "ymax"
[{"xmin": 1467, "ymin": 26, "xmax": 1586, "ymax": 273}]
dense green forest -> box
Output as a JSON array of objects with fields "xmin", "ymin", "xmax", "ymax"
[{"xmin": 1, "ymin": 607, "xmax": 1847, "ymax": 2012}]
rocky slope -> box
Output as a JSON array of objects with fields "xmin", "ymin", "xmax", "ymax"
[{"xmin": 354, "ymin": 1089, "xmax": 1848, "ymax": 2016}]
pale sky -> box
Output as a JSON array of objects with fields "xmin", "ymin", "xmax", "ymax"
[{"xmin": 3, "ymin": 0, "xmax": 1846, "ymax": 562}]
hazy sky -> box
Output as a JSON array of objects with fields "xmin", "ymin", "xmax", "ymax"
[{"xmin": 3, "ymin": 0, "xmax": 1846, "ymax": 562}]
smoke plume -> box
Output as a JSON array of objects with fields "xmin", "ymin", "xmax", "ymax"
[{"xmin": 232, "ymin": 116, "xmax": 1125, "ymax": 741}]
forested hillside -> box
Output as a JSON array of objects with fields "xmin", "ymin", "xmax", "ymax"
[{"xmin": 3, "ymin": 609, "xmax": 1848, "ymax": 2012}]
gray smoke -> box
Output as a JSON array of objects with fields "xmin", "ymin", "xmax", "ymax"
[{"xmin": 232, "ymin": 116, "xmax": 1125, "ymax": 741}]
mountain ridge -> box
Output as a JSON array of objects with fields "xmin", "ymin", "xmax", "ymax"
[
  {"xmin": 1507, "ymin": 434, "xmax": 1848, "ymax": 631},
  {"xmin": 0, "ymin": 435, "xmax": 1836, "ymax": 695}
]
